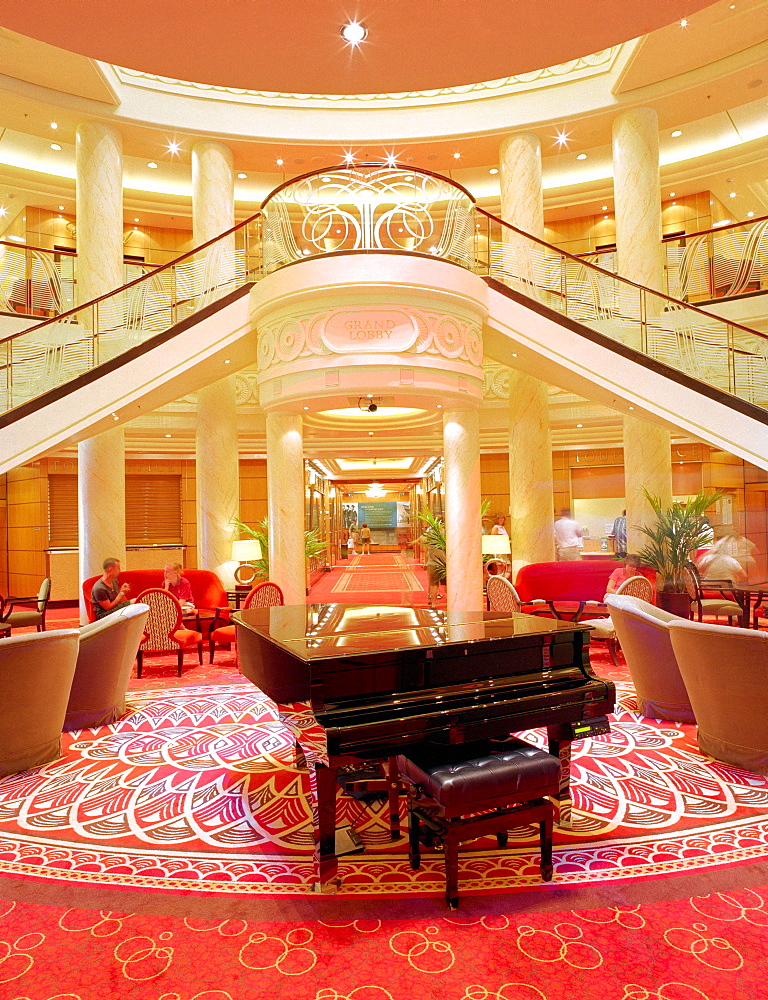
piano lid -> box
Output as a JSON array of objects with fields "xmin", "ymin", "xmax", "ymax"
[{"xmin": 235, "ymin": 603, "xmax": 590, "ymax": 662}]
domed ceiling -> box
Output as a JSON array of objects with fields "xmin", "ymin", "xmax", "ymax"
[{"xmin": 0, "ymin": 0, "xmax": 717, "ymax": 95}]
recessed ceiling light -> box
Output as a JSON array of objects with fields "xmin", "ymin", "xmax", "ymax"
[
  {"xmin": 729, "ymin": 191, "xmax": 737, "ymax": 198},
  {"xmin": 576, "ymin": 153, "xmax": 587, "ymax": 160},
  {"xmin": 671, "ymin": 202, "xmax": 676, "ymax": 206},
  {"xmin": 341, "ymin": 20, "xmax": 367, "ymax": 45},
  {"xmin": 50, "ymin": 122, "xmax": 58, "ymax": 130},
  {"xmin": 58, "ymin": 205, "xmax": 64, "ymax": 211},
  {"xmin": 133, "ymin": 217, "xmax": 139, "ymax": 222},
  {"xmin": 50, "ymin": 143, "xmax": 62, "ymax": 151},
  {"xmin": 165, "ymin": 434, "xmax": 172, "ymax": 438},
  {"xmin": 576, "ymin": 423, "xmax": 583, "ymax": 428},
  {"xmin": 303, "ymin": 406, "xmax": 309, "ymax": 410},
  {"xmin": 604, "ymin": 214, "xmax": 609, "ymax": 219},
  {"xmin": 147, "ymin": 161, "xmax": 158, "ymax": 168},
  {"xmin": 384, "ymin": 153, "xmax": 397, "ymax": 166},
  {"xmin": 276, "ymin": 158, "xmax": 284, "ymax": 166},
  {"xmin": 224, "ymin": 359, "xmax": 231, "ymax": 364},
  {"xmin": 669, "ymin": 192, "xmax": 676, "ymax": 197},
  {"xmin": 671, "ymin": 129, "xmax": 683, "ymax": 137},
  {"xmin": 237, "ymin": 172, "xmax": 247, "ymax": 179},
  {"xmin": 368, "ymin": 431, "xmax": 374, "ymax": 436},
  {"xmin": 453, "ymin": 152, "xmax": 461, "ymax": 159},
  {"xmin": 343, "ymin": 152, "xmax": 355, "ymax": 164},
  {"xmin": 166, "ymin": 141, "xmax": 181, "ymax": 155},
  {"xmin": 680, "ymin": 18, "xmax": 688, "ymax": 27},
  {"xmin": 511, "ymin": 353, "xmax": 518, "ymax": 357},
  {"xmin": 436, "ymin": 404, "xmax": 443, "ymax": 409},
  {"xmin": 489, "ymin": 167, "xmax": 499, "ymax": 174},
  {"xmin": 747, "ymin": 211, "xmax": 755, "ymax": 217},
  {"xmin": 601, "ymin": 205, "xmax": 608, "ymax": 211},
  {"xmin": 0, "ymin": 207, "xmax": 7, "ymax": 218},
  {"xmin": 628, "ymin": 406, "xmax": 634, "ymax": 410}
]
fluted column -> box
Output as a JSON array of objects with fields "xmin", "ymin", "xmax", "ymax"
[
  {"xmin": 508, "ymin": 372, "xmax": 554, "ymax": 574},
  {"xmin": 76, "ymin": 122, "xmax": 123, "ymax": 305},
  {"xmin": 613, "ymin": 108, "xmax": 672, "ymax": 545},
  {"xmin": 443, "ymin": 409, "xmax": 483, "ymax": 613},
  {"xmin": 76, "ymin": 123, "xmax": 125, "ymax": 620},
  {"xmin": 623, "ymin": 416, "xmax": 673, "ymax": 553},
  {"xmin": 266, "ymin": 413, "xmax": 306, "ymax": 605},
  {"xmin": 192, "ymin": 140, "xmax": 239, "ymax": 587},
  {"xmin": 612, "ymin": 107, "xmax": 663, "ymax": 291},
  {"xmin": 78, "ymin": 426, "xmax": 125, "ymax": 622},
  {"xmin": 196, "ymin": 378, "xmax": 239, "ymax": 587},
  {"xmin": 499, "ymin": 133, "xmax": 544, "ymax": 239}
]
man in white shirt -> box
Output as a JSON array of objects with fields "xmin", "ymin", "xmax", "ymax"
[{"xmin": 554, "ymin": 510, "xmax": 584, "ymax": 561}]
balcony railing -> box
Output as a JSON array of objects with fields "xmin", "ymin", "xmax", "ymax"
[{"xmin": 581, "ymin": 215, "xmax": 768, "ymax": 303}]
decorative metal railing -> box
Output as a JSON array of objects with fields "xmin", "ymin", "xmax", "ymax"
[
  {"xmin": 2, "ymin": 164, "xmax": 767, "ymax": 424},
  {"xmin": 474, "ymin": 208, "xmax": 768, "ymax": 408},
  {"xmin": 582, "ymin": 215, "xmax": 768, "ymax": 303},
  {"xmin": 261, "ymin": 165, "xmax": 475, "ymax": 272},
  {"xmin": 0, "ymin": 216, "xmax": 261, "ymax": 412}
]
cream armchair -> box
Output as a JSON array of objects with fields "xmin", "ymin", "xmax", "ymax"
[
  {"xmin": 668, "ymin": 619, "xmax": 768, "ymax": 775},
  {"xmin": 64, "ymin": 603, "xmax": 149, "ymax": 732},
  {"xmin": 0, "ymin": 628, "xmax": 80, "ymax": 777},
  {"xmin": 605, "ymin": 595, "xmax": 694, "ymax": 722}
]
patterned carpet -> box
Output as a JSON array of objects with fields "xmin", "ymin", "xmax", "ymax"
[{"xmin": 331, "ymin": 554, "xmax": 423, "ymax": 594}]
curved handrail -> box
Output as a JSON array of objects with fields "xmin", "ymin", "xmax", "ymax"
[
  {"xmin": 661, "ymin": 214, "xmax": 768, "ymax": 243},
  {"xmin": 475, "ymin": 207, "xmax": 768, "ymax": 341},
  {"xmin": 0, "ymin": 211, "xmax": 260, "ymax": 345}
]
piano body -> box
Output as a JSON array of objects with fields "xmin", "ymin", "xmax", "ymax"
[{"xmin": 235, "ymin": 603, "xmax": 615, "ymax": 890}]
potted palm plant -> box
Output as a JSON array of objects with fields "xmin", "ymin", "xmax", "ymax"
[
  {"xmin": 637, "ymin": 488, "xmax": 724, "ymax": 616},
  {"xmin": 231, "ymin": 516, "xmax": 326, "ymax": 582}
]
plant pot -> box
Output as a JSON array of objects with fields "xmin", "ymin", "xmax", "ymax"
[{"xmin": 658, "ymin": 591, "xmax": 691, "ymax": 618}]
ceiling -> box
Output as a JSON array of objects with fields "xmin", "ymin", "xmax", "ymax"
[{"xmin": 0, "ymin": 0, "xmax": 717, "ymax": 96}]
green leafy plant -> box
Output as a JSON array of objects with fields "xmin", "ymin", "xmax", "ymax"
[
  {"xmin": 417, "ymin": 500, "xmax": 491, "ymax": 584},
  {"xmin": 231, "ymin": 516, "xmax": 326, "ymax": 580},
  {"xmin": 637, "ymin": 488, "xmax": 724, "ymax": 592}
]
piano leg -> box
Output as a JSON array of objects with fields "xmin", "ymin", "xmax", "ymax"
[
  {"xmin": 387, "ymin": 756, "xmax": 402, "ymax": 840},
  {"xmin": 311, "ymin": 763, "xmax": 341, "ymax": 892},
  {"xmin": 546, "ymin": 728, "xmax": 573, "ymax": 829}
]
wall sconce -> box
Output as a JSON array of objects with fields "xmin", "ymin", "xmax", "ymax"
[{"xmin": 232, "ymin": 538, "xmax": 263, "ymax": 586}]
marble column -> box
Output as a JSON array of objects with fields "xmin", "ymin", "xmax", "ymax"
[
  {"xmin": 508, "ymin": 372, "xmax": 555, "ymax": 574},
  {"xmin": 192, "ymin": 139, "xmax": 235, "ymax": 267},
  {"xmin": 499, "ymin": 133, "xmax": 545, "ymax": 239},
  {"xmin": 612, "ymin": 107, "xmax": 663, "ymax": 291},
  {"xmin": 443, "ymin": 409, "xmax": 483, "ymax": 613},
  {"xmin": 196, "ymin": 378, "xmax": 240, "ymax": 588},
  {"xmin": 613, "ymin": 108, "xmax": 672, "ymax": 544},
  {"xmin": 75, "ymin": 122, "xmax": 125, "ymax": 621},
  {"xmin": 266, "ymin": 412, "xmax": 306, "ymax": 605},
  {"xmin": 623, "ymin": 415, "xmax": 673, "ymax": 553},
  {"xmin": 78, "ymin": 426, "xmax": 125, "ymax": 622}
]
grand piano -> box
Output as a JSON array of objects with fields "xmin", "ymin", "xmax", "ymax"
[{"xmin": 235, "ymin": 603, "xmax": 615, "ymax": 890}]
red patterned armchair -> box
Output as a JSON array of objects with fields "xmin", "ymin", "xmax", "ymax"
[{"xmin": 134, "ymin": 588, "xmax": 203, "ymax": 678}]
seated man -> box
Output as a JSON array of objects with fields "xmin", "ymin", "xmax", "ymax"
[
  {"xmin": 91, "ymin": 557, "xmax": 132, "ymax": 620},
  {"xmin": 162, "ymin": 563, "xmax": 194, "ymax": 606}
]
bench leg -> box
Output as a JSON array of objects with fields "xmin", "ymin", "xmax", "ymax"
[
  {"xmin": 408, "ymin": 807, "xmax": 421, "ymax": 871},
  {"xmin": 540, "ymin": 804, "xmax": 554, "ymax": 882},
  {"xmin": 496, "ymin": 831, "xmax": 509, "ymax": 849},
  {"xmin": 444, "ymin": 832, "xmax": 460, "ymax": 909}
]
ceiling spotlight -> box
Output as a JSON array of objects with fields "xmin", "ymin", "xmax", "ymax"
[
  {"xmin": 58, "ymin": 205, "xmax": 64, "ymax": 211},
  {"xmin": 489, "ymin": 167, "xmax": 499, "ymax": 174},
  {"xmin": 601, "ymin": 205, "xmax": 608, "ymax": 211},
  {"xmin": 576, "ymin": 423, "xmax": 583, "ymax": 428},
  {"xmin": 342, "ymin": 151, "xmax": 356, "ymax": 164},
  {"xmin": 340, "ymin": 20, "xmax": 367, "ymax": 46},
  {"xmin": 237, "ymin": 172, "xmax": 247, "ymax": 179},
  {"xmin": 453, "ymin": 152, "xmax": 461, "ymax": 159},
  {"xmin": 669, "ymin": 192, "xmax": 676, "ymax": 197},
  {"xmin": 671, "ymin": 129, "xmax": 683, "ymax": 137},
  {"xmin": 50, "ymin": 122, "xmax": 58, "ymax": 130},
  {"xmin": 0, "ymin": 207, "xmax": 7, "ymax": 218},
  {"xmin": 384, "ymin": 153, "xmax": 397, "ymax": 166},
  {"xmin": 680, "ymin": 18, "xmax": 688, "ymax": 27},
  {"xmin": 133, "ymin": 217, "xmax": 139, "ymax": 222},
  {"xmin": 50, "ymin": 143, "xmax": 62, "ymax": 151},
  {"xmin": 147, "ymin": 161, "xmax": 158, "ymax": 168},
  {"xmin": 165, "ymin": 433, "xmax": 172, "ymax": 438},
  {"xmin": 553, "ymin": 129, "xmax": 571, "ymax": 148},
  {"xmin": 276, "ymin": 158, "xmax": 284, "ymax": 166},
  {"xmin": 576, "ymin": 153, "xmax": 587, "ymax": 160},
  {"xmin": 729, "ymin": 191, "xmax": 737, "ymax": 198},
  {"xmin": 368, "ymin": 431, "xmax": 374, "ymax": 436},
  {"xmin": 166, "ymin": 141, "xmax": 181, "ymax": 155},
  {"xmin": 747, "ymin": 211, "xmax": 754, "ymax": 217}
]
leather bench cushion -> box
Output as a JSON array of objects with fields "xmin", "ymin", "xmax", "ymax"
[{"xmin": 398, "ymin": 737, "xmax": 561, "ymax": 810}]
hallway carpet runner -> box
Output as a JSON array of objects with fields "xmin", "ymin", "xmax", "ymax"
[{"xmin": 309, "ymin": 553, "xmax": 430, "ymax": 605}]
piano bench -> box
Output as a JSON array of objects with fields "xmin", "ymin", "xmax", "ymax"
[{"xmin": 397, "ymin": 738, "xmax": 561, "ymax": 909}]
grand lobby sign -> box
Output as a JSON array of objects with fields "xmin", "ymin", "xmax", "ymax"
[{"xmin": 321, "ymin": 310, "xmax": 418, "ymax": 353}]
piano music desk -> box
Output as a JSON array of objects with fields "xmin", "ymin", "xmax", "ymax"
[{"xmin": 235, "ymin": 604, "xmax": 615, "ymax": 893}]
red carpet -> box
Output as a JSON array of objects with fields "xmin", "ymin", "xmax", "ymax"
[{"xmin": 3, "ymin": 604, "xmax": 767, "ymax": 996}]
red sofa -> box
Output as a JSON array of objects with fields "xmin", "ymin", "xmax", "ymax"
[
  {"xmin": 82, "ymin": 568, "xmax": 229, "ymax": 624},
  {"xmin": 514, "ymin": 560, "xmax": 656, "ymax": 620}
]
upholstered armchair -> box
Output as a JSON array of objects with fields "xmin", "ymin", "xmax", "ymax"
[
  {"xmin": 134, "ymin": 589, "xmax": 203, "ymax": 678},
  {"xmin": 0, "ymin": 628, "xmax": 80, "ymax": 776},
  {"xmin": 604, "ymin": 595, "xmax": 694, "ymax": 722},
  {"xmin": 0, "ymin": 577, "xmax": 52, "ymax": 635},
  {"xmin": 668, "ymin": 619, "xmax": 768, "ymax": 774},
  {"xmin": 64, "ymin": 603, "xmax": 149, "ymax": 731},
  {"xmin": 209, "ymin": 581, "xmax": 284, "ymax": 662}
]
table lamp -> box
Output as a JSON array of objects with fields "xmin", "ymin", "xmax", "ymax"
[
  {"xmin": 482, "ymin": 534, "xmax": 511, "ymax": 577},
  {"xmin": 232, "ymin": 538, "xmax": 263, "ymax": 586}
]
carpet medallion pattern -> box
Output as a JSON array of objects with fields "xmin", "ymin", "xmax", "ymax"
[{"xmin": 1, "ymin": 680, "xmax": 767, "ymax": 897}]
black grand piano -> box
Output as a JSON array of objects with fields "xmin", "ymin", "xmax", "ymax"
[{"xmin": 235, "ymin": 603, "xmax": 615, "ymax": 890}]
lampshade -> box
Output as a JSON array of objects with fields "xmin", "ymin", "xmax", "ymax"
[
  {"xmin": 232, "ymin": 538, "xmax": 262, "ymax": 562},
  {"xmin": 481, "ymin": 534, "xmax": 511, "ymax": 556}
]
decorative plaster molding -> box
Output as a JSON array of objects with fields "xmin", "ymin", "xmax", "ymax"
[{"xmin": 114, "ymin": 49, "xmax": 617, "ymax": 110}]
